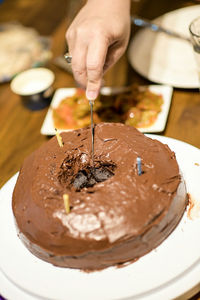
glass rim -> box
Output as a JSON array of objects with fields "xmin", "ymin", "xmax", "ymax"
[{"xmin": 189, "ymin": 16, "xmax": 200, "ymax": 38}]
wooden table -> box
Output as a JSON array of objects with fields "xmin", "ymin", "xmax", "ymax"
[{"xmin": 0, "ymin": 0, "xmax": 200, "ymax": 299}]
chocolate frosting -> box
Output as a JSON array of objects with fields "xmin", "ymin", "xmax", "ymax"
[{"xmin": 12, "ymin": 123, "xmax": 187, "ymax": 270}]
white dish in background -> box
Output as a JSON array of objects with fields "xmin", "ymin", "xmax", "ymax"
[
  {"xmin": 40, "ymin": 85, "xmax": 173, "ymax": 135},
  {"xmin": 128, "ymin": 5, "xmax": 200, "ymax": 88},
  {"xmin": 0, "ymin": 136, "xmax": 200, "ymax": 300},
  {"xmin": 10, "ymin": 68, "xmax": 55, "ymax": 96}
]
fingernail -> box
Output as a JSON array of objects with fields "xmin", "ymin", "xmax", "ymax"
[{"xmin": 86, "ymin": 90, "xmax": 98, "ymax": 100}]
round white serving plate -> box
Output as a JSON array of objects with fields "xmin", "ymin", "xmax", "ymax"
[
  {"xmin": 128, "ymin": 5, "xmax": 200, "ymax": 88},
  {"xmin": 0, "ymin": 135, "xmax": 200, "ymax": 300}
]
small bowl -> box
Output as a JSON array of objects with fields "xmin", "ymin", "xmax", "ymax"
[{"xmin": 10, "ymin": 68, "xmax": 55, "ymax": 110}]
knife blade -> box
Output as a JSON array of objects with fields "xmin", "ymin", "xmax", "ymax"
[{"xmin": 89, "ymin": 100, "xmax": 94, "ymax": 165}]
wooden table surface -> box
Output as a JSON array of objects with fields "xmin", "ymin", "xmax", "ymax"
[{"xmin": 0, "ymin": 0, "xmax": 200, "ymax": 299}]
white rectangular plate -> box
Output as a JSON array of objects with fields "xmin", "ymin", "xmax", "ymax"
[{"xmin": 40, "ymin": 85, "xmax": 173, "ymax": 135}]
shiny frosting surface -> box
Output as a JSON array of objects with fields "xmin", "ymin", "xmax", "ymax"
[{"xmin": 12, "ymin": 123, "xmax": 187, "ymax": 269}]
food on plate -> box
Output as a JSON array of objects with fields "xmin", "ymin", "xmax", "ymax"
[
  {"xmin": 114, "ymin": 86, "xmax": 163, "ymax": 128},
  {"xmin": 52, "ymin": 86, "xmax": 164, "ymax": 130},
  {"xmin": 125, "ymin": 108, "xmax": 158, "ymax": 127},
  {"xmin": 0, "ymin": 23, "xmax": 51, "ymax": 82},
  {"xmin": 53, "ymin": 89, "xmax": 101, "ymax": 129},
  {"xmin": 12, "ymin": 123, "xmax": 187, "ymax": 270}
]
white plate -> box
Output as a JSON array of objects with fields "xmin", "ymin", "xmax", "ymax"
[
  {"xmin": 0, "ymin": 269, "xmax": 37, "ymax": 300},
  {"xmin": 128, "ymin": 5, "xmax": 200, "ymax": 88},
  {"xmin": 0, "ymin": 136, "xmax": 200, "ymax": 300},
  {"xmin": 40, "ymin": 85, "xmax": 173, "ymax": 135}
]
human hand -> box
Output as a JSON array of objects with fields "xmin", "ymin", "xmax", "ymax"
[{"xmin": 66, "ymin": 0, "xmax": 131, "ymax": 100}]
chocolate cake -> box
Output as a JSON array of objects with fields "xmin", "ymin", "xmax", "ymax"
[{"xmin": 12, "ymin": 123, "xmax": 187, "ymax": 270}]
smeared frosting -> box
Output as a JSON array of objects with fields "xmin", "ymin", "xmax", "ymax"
[{"xmin": 12, "ymin": 123, "xmax": 187, "ymax": 270}]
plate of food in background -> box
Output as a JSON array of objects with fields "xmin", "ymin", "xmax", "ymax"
[
  {"xmin": 40, "ymin": 84, "xmax": 173, "ymax": 135},
  {"xmin": 0, "ymin": 23, "xmax": 51, "ymax": 83}
]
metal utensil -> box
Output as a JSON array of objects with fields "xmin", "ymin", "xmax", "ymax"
[
  {"xmin": 89, "ymin": 100, "xmax": 94, "ymax": 165},
  {"xmin": 100, "ymin": 86, "xmax": 132, "ymax": 96},
  {"xmin": 131, "ymin": 15, "xmax": 191, "ymax": 43}
]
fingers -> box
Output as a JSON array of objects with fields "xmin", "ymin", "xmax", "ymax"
[
  {"xmin": 71, "ymin": 44, "xmax": 87, "ymax": 88},
  {"xmin": 86, "ymin": 37, "xmax": 108, "ymax": 100},
  {"xmin": 66, "ymin": 30, "xmax": 88, "ymax": 88},
  {"xmin": 103, "ymin": 42, "xmax": 126, "ymax": 74},
  {"xmin": 66, "ymin": 27, "xmax": 126, "ymax": 101},
  {"xmin": 65, "ymin": 0, "xmax": 131, "ymax": 99},
  {"xmin": 67, "ymin": 28, "xmax": 109, "ymax": 100}
]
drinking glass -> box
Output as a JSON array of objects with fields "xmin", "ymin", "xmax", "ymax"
[{"xmin": 189, "ymin": 17, "xmax": 200, "ymax": 83}]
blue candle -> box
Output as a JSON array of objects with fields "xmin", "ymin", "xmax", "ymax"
[{"xmin": 137, "ymin": 157, "xmax": 142, "ymax": 175}]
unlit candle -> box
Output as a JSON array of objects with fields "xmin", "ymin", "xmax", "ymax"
[{"xmin": 137, "ymin": 157, "xmax": 142, "ymax": 175}]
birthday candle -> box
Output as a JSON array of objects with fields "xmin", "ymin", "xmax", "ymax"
[
  {"xmin": 63, "ymin": 194, "xmax": 70, "ymax": 214},
  {"xmin": 55, "ymin": 128, "xmax": 64, "ymax": 147},
  {"xmin": 137, "ymin": 157, "xmax": 142, "ymax": 176}
]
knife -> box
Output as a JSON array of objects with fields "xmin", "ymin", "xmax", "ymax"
[
  {"xmin": 89, "ymin": 100, "xmax": 94, "ymax": 165},
  {"xmin": 63, "ymin": 53, "xmax": 95, "ymax": 164}
]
